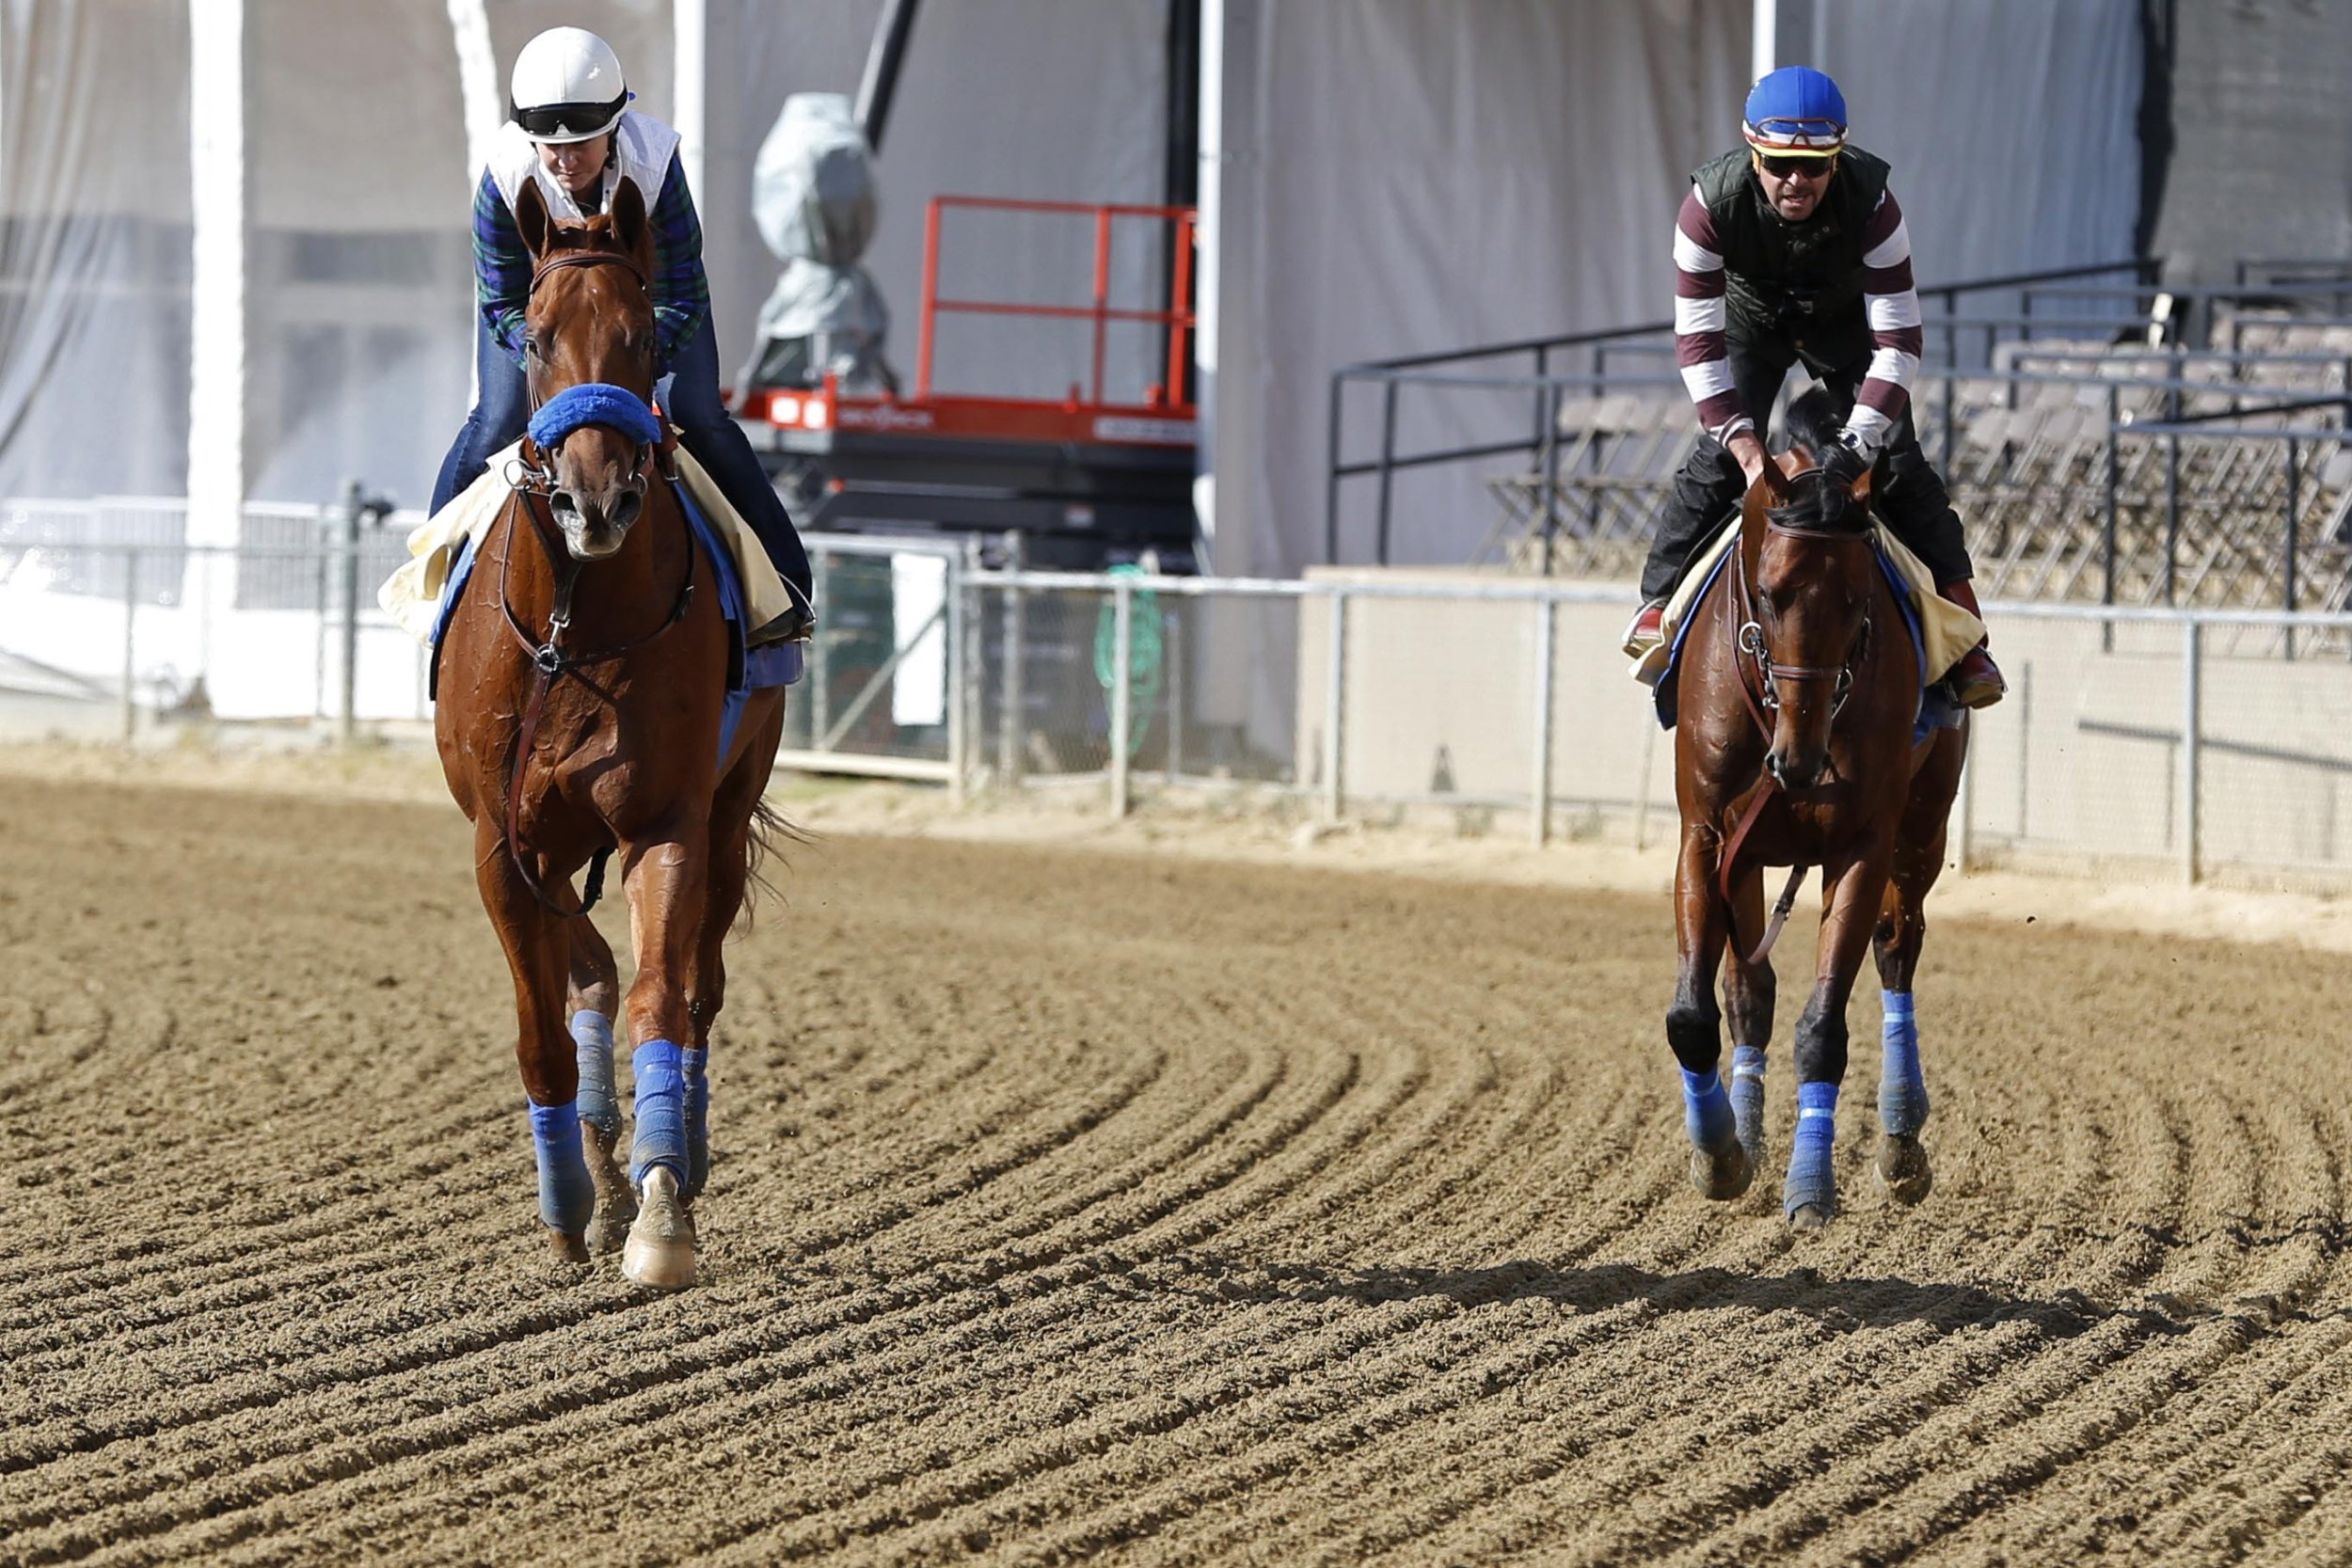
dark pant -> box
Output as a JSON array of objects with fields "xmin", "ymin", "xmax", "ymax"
[
  {"xmin": 1641, "ymin": 335, "xmax": 1971, "ymax": 603},
  {"xmin": 431, "ymin": 313, "xmax": 814, "ymax": 606}
]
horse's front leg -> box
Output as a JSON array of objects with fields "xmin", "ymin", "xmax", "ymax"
[
  {"xmin": 1670, "ymin": 821, "xmax": 1750, "ymax": 1200},
  {"xmin": 616, "ymin": 824, "xmax": 710, "ymax": 1289},
  {"xmin": 1785, "ymin": 840, "xmax": 1895, "ymax": 1230},
  {"xmin": 565, "ymin": 916, "xmax": 635, "ymax": 1254},
  {"xmin": 472, "ymin": 818, "xmax": 596, "ymax": 1263},
  {"xmin": 1871, "ymin": 726, "xmax": 1965, "ymax": 1205},
  {"xmin": 1721, "ymin": 863, "xmax": 1776, "ymax": 1176}
]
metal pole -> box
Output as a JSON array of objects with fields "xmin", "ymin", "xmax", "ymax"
[
  {"xmin": 946, "ymin": 544, "xmax": 968, "ymax": 808},
  {"xmin": 340, "ymin": 481, "xmax": 361, "ymax": 744},
  {"xmin": 1530, "ymin": 598, "xmax": 1554, "ymax": 846},
  {"xmin": 2117, "ymin": 389, "xmax": 2136, "ymax": 653},
  {"xmin": 1537, "ymin": 383, "xmax": 1562, "ymax": 577},
  {"xmin": 2164, "ymin": 431, "xmax": 2180, "ymax": 606},
  {"xmin": 1375, "ymin": 380, "xmax": 1398, "ymax": 566},
  {"xmin": 2182, "ymin": 619, "xmax": 2201, "ymax": 884},
  {"xmin": 2284, "ymin": 435, "xmax": 2300, "ymax": 660},
  {"xmin": 1164, "ymin": 606, "xmax": 1184, "ymax": 784},
  {"xmin": 120, "ymin": 547, "xmax": 138, "ymax": 744},
  {"xmin": 1109, "ymin": 578, "xmax": 1133, "ymax": 818},
  {"xmin": 1326, "ymin": 374, "xmax": 1344, "ymax": 564},
  {"xmin": 997, "ymin": 534, "xmax": 1025, "ymax": 788},
  {"xmin": 810, "ymin": 549, "xmax": 832, "ymax": 750},
  {"xmin": 1322, "ymin": 588, "xmax": 1346, "ymax": 822}
]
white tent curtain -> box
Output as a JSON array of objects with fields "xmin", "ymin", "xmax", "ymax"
[{"xmin": 0, "ymin": 0, "xmax": 194, "ymax": 500}]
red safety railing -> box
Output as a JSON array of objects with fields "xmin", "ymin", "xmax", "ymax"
[{"xmin": 914, "ymin": 196, "xmax": 1197, "ymax": 411}]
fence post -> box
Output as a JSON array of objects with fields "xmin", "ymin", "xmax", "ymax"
[
  {"xmin": 2103, "ymin": 387, "xmax": 2120, "ymax": 654},
  {"xmin": 1375, "ymin": 380, "xmax": 1399, "ymax": 566},
  {"xmin": 1953, "ymin": 735, "xmax": 1974, "ymax": 873},
  {"xmin": 340, "ymin": 481, "xmax": 362, "ymax": 744},
  {"xmin": 2182, "ymin": 619, "xmax": 2201, "ymax": 884},
  {"xmin": 119, "ymin": 547, "xmax": 138, "ymax": 744},
  {"xmin": 1326, "ymin": 374, "xmax": 1344, "ymax": 563},
  {"xmin": 1109, "ymin": 577, "xmax": 1132, "ymax": 819},
  {"xmin": 2284, "ymin": 435, "xmax": 2300, "ymax": 661},
  {"xmin": 809, "ymin": 548, "xmax": 832, "ymax": 752},
  {"xmin": 1530, "ymin": 596, "xmax": 1554, "ymax": 846},
  {"xmin": 997, "ymin": 533, "xmax": 1025, "ymax": 790},
  {"xmin": 1322, "ymin": 588, "xmax": 1347, "ymax": 822},
  {"xmin": 949, "ymin": 540, "xmax": 972, "ymax": 808},
  {"xmin": 1537, "ymin": 383, "xmax": 1562, "ymax": 576},
  {"xmin": 1164, "ymin": 607, "xmax": 1184, "ymax": 784}
]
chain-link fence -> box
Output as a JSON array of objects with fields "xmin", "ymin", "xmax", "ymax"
[{"xmin": 961, "ymin": 568, "xmax": 2352, "ymax": 891}]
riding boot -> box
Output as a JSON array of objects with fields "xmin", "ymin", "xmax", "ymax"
[{"xmin": 1937, "ymin": 578, "xmax": 2005, "ymax": 709}]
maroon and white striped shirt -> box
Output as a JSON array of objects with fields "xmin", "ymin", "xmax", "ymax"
[{"xmin": 1672, "ymin": 183, "xmax": 1925, "ymax": 454}]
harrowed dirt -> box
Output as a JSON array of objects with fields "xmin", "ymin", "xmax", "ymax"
[{"xmin": 4, "ymin": 760, "xmax": 2352, "ymax": 1565}]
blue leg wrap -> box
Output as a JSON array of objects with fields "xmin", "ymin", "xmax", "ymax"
[
  {"xmin": 1680, "ymin": 1067, "xmax": 1735, "ymax": 1149},
  {"xmin": 630, "ymin": 1039, "xmax": 687, "ymax": 1188},
  {"xmin": 528, "ymin": 1099, "xmax": 596, "ymax": 1234},
  {"xmin": 1785, "ymin": 1080, "xmax": 1840, "ymax": 1218},
  {"xmin": 1878, "ymin": 991, "xmax": 1930, "ymax": 1137},
  {"xmin": 1730, "ymin": 1045, "xmax": 1768, "ymax": 1151},
  {"xmin": 570, "ymin": 1010, "xmax": 621, "ymax": 1139},
  {"xmin": 682, "ymin": 1045, "xmax": 710, "ymax": 1198}
]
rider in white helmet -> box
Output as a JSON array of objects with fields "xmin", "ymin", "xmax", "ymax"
[{"xmin": 432, "ymin": 25, "xmax": 812, "ymax": 639}]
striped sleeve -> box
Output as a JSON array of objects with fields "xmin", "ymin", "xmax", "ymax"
[
  {"xmin": 1673, "ymin": 186, "xmax": 1750, "ymax": 443},
  {"xmin": 1844, "ymin": 187, "xmax": 1926, "ymax": 455},
  {"xmin": 471, "ymin": 170, "xmax": 532, "ymax": 368},
  {"xmin": 646, "ymin": 152, "xmax": 710, "ymax": 368}
]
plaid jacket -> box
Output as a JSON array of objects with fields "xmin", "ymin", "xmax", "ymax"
[{"xmin": 472, "ymin": 150, "xmax": 708, "ymax": 370}]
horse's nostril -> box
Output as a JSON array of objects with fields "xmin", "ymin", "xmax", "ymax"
[
  {"xmin": 612, "ymin": 490, "xmax": 642, "ymax": 529},
  {"xmin": 550, "ymin": 490, "xmax": 582, "ymax": 522}
]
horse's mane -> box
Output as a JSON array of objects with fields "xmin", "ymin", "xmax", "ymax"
[{"xmin": 1770, "ymin": 385, "xmax": 1870, "ymax": 534}]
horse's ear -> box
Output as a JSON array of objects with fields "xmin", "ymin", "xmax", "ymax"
[
  {"xmin": 515, "ymin": 177, "xmax": 551, "ymax": 262},
  {"xmin": 611, "ymin": 177, "xmax": 652, "ymax": 274}
]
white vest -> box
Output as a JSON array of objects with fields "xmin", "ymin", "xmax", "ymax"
[{"xmin": 486, "ymin": 109, "xmax": 681, "ymax": 225}]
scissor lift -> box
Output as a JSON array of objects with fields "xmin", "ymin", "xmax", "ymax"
[{"xmin": 736, "ymin": 194, "xmax": 1200, "ymax": 571}]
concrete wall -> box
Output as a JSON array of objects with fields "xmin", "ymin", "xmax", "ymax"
[{"xmin": 1293, "ymin": 566, "xmax": 2352, "ymax": 886}]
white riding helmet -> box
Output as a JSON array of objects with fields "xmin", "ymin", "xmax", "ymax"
[{"xmin": 509, "ymin": 27, "xmax": 628, "ymax": 144}]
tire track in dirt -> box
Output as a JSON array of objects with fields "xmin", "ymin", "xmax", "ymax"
[{"xmin": 4, "ymin": 773, "xmax": 2349, "ymax": 1566}]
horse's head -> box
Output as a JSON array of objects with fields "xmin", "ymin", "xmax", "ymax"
[
  {"xmin": 515, "ymin": 176, "xmax": 659, "ymax": 562},
  {"xmin": 1750, "ymin": 446, "xmax": 1874, "ymax": 791}
]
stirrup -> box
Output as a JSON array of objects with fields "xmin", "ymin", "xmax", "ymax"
[{"xmin": 748, "ymin": 604, "xmax": 814, "ymax": 648}]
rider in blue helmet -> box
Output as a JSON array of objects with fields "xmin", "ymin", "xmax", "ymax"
[{"xmin": 1627, "ymin": 65, "xmax": 2002, "ymax": 708}]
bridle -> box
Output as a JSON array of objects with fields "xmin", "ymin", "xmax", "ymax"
[
  {"xmin": 1715, "ymin": 485, "xmax": 1875, "ymax": 963},
  {"xmin": 494, "ymin": 243, "xmax": 692, "ymax": 919}
]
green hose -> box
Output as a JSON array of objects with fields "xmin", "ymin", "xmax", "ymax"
[{"xmin": 1093, "ymin": 564, "xmax": 1164, "ymax": 760}]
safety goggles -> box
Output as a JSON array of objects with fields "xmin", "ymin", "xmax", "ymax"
[
  {"xmin": 1756, "ymin": 152, "xmax": 1836, "ymax": 180},
  {"xmin": 510, "ymin": 93, "xmax": 626, "ymax": 142}
]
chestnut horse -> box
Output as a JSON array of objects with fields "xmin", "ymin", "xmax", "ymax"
[
  {"xmin": 1665, "ymin": 389, "xmax": 1964, "ymax": 1230},
  {"xmin": 436, "ymin": 176, "xmax": 786, "ymax": 1287}
]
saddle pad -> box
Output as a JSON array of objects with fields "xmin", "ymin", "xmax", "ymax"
[{"xmin": 1645, "ymin": 533, "xmax": 1963, "ymax": 742}]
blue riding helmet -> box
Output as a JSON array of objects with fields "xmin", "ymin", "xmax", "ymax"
[{"xmin": 1743, "ymin": 66, "xmax": 1847, "ymax": 156}]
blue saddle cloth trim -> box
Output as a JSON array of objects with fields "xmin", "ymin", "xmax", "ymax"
[
  {"xmin": 426, "ymin": 485, "xmax": 801, "ymax": 765},
  {"xmin": 1654, "ymin": 541, "xmax": 1961, "ymax": 744}
]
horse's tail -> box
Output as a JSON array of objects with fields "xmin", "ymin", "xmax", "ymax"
[
  {"xmin": 739, "ymin": 798, "xmax": 808, "ymax": 927},
  {"xmin": 1782, "ymin": 383, "xmax": 1853, "ymax": 462}
]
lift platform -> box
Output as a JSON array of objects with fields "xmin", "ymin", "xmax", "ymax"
[{"xmin": 736, "ymin": 195, "xmax": 1199, "ymax": 569}]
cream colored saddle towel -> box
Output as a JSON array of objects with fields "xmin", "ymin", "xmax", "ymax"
[
  {"xmin": 1629, "ymin": 514, "xmax": 1985, "ymax": 690},
  {"xmin": 379, "ymin": 440, "xmax": 796, "ymax": 644}
]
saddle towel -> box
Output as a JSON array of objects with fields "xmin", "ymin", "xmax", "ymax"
[
  {"xmin": 377, "ymin": 440, "xmax": 798, "ymax": 643},
  {"xmin": 1628, "ymin": 513, "xmax": 1985, "ymax": 690}
]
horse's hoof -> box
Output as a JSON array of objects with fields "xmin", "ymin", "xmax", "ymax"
[
  {"xmin": 547, "ymin": 1227, "xmax": 590, "ymax": 1265},
  {"xmin": 621, "ymin": 1166, "xmax": 697, "ymax": 1290},
  {"xmin": 583, "ymin": 1124, "xmax": 638, "ymax": 1256},
  {"xmin": 1690, "ymin": 1137, "xmax": 1753, "ymax": 1201},
  {"xmin": 1788, "ymin": 1203, "xmax": 1829, "ymax": 1233},
  {"xmin": 1875, "ymin": 1133, "xmax": 1933, "ymax": 1205}
]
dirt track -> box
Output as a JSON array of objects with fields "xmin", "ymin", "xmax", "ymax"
[{"xmin": 3, "ymin": 772, "xmax": 2350, "ymax": 1566}]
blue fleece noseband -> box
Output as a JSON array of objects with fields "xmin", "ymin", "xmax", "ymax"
[{"xmin": 528, "ymin": 382, "xmax": 661, "ymax": 451}]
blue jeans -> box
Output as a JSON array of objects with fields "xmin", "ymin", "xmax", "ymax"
[{"xmin": 431, "ymin": 313, "xmax": 813, "ymax": 606}]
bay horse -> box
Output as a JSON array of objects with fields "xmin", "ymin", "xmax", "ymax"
[
  {"xmin": 435, "ymin": 175, "xmax": 787, "ymax": 1288},
  {"xmin": 1665, "ymin": 388, "xmax": 1964, "ymax": 1230}
]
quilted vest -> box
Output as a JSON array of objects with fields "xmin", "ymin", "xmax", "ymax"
[{"xmin": 1691, "ymin": 143, "xmax": 1891, "ymax": 347}]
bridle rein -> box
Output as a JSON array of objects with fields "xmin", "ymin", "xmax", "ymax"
[
  {"xmin": 495, "ymin": 244, "xmax": 693, "ymax": 919},
  {"xmin": 1714, "ymin": 484, "xmax": 1875, "ymax": 964}
]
